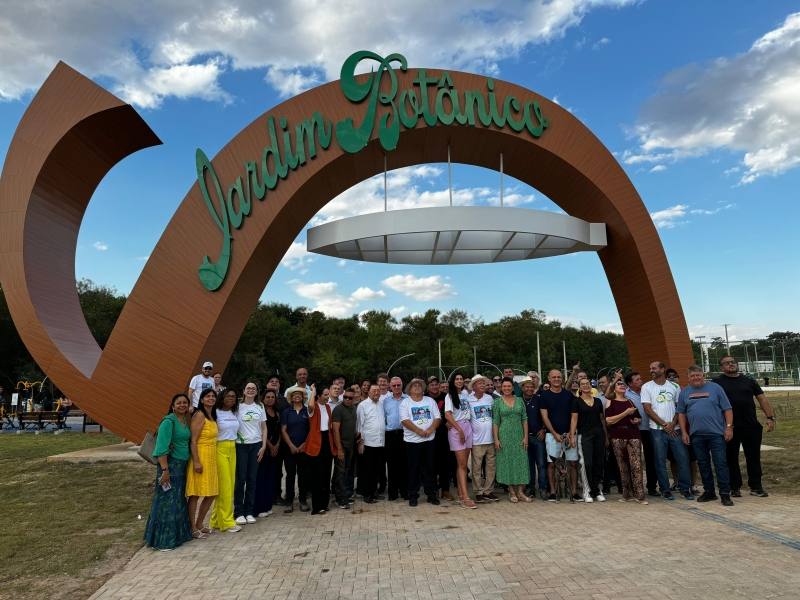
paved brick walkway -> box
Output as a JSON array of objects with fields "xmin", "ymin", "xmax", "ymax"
[{"xmin": 92, "ymin": 492, "xmax": 800, "ymax": 599}]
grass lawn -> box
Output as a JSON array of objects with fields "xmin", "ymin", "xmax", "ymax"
[
  {"xmin": 758, "ymin": 391, "xmax": 800, "ymax": 494},
  {"xmin": 0, "ymin": 433, "xmax": 154, "ymax": 600}
]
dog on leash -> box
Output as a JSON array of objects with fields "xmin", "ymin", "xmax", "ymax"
[{"xmin": 553, "ymin": 433, "xmax": 574, "ymax": 503}]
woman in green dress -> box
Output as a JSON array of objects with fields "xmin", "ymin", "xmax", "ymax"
[
  {"xmin": 493, "ymin": 377, "xmax": 530, "ymax": 503},
  {"xmin": 143, "ymin": 394, "xmax": 194, "ymax": 551}
]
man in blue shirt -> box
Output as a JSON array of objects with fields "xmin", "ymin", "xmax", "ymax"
[
  {"xmin": 541, "ymin": 370, "xmax": 581, "ymax": 502},
  {"xmin": 520, "ymin": 376, "xmax": 547, "ymax": 500},
  {"xmin": 677, "ymin": 365, "xmax": 734, "ymax": 506},
  {"xmin": 383, "ymin": 376, "xmax": 410, "ymax": 500}
]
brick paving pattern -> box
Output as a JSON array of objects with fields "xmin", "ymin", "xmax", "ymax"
[{"xmin": 92, "ymin": 492, "xmax": 800, "ymax": 599}]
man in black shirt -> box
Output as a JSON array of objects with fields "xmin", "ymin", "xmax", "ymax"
[
  {"xmin": 713, "ymin": 356, "xmax": 776, "ymax": 497},
  {"xmin": 541, "ymin": 370, "xmax": 581, "ymax": 502}
]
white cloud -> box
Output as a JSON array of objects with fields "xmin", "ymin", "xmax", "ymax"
[
  {"xmin": 288, "ymin": 280, "xmax": 358, "ymax": 317},
  {"xmin": 281, "ymin": 241, "xmax": 315, "ymax": 271},
  {"xmin": 649, "ymin": 205, "xmax": 688, "ymax": 229},
  {"xmin": 389, "ymin": 306, "xmax": 407, "ymax": 316},
  {"xmin": 0, "ymin": 0, "xmax": 637, "ymax": 107},
  {"xmin": 690, "ymin": 203, "xmax": 735, "ymax": 215},
  {"xmin": 93, "ymin": 241, "xmax": 108, "ymax": 251},
  {"xmin": 649, "ymin": 165, "xmax": 666, "ymax": 173},
  {"xmin": 592, "ymin": 37, "xmax": 611, "ymax": 50},
  {"xmin": 137, "ymin": 255, "xmax": 150, "ymax": 261},
  {"xmin": 382, "ymin": 274, "xmax": 456, "ymax": 301},
  {"xmin": 314, "ymin": 166, "xmax": 534, "ymax": 224},
  {"xmin": 337, "ymin": 260, "xmax": 347, "ymax": 267},
  {"xmin": 351, "ymin": 287, "xmax": 386, "ymax": 301},
  {"xmin": 624, "ymin": 12, "xmax": 800, "ymax": 184}
]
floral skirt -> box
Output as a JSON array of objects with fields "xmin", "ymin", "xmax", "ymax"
[{"xmin": 143, "ymin": 457, "xmax": 193, "ymax": 550}]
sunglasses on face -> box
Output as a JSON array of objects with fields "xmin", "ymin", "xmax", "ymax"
[
  {"xmin": 722, "ymin": 360, "xmax": 737, "ymax": 366},
  {"xmin": 343, "ymin": 395, "xmax": 354, "ymax": 400}
]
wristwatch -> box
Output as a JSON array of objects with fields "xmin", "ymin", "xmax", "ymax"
[
  {"xmin": 767, "ymin": 416, "xmax": 776, "ymax": 422},
  {"xmin": 726, "ymin": 424, "xmax": 733, "ymax": 428}
]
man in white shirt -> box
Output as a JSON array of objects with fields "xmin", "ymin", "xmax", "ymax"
[
  {"xmin": 188, "ymin": 361, "xmax": 215, "ymax": 409},
  {"xmin": 468, "ymin": 375, "xmax": 500, "ymax": 503},
  {"xmin": 399, "ymin": 378, "xmax": 441, "ymax": 507},
  {"xmin": 641, "ymin": 361, "xmax": 693, "ymax": 501},
  {"xmin": 284, "ymin": 368, "xmax": 312, "ymax": 403},
  {"xmin": 357, "ymin": 384, "xmax": 386, "ymax": 504}
]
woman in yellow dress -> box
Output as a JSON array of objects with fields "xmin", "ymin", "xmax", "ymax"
[{"xmin": 186, "ymin": 388, "xmax": 219, "ymax": 538}]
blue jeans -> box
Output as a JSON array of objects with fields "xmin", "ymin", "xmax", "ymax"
[
  {"xmin": 234, "ymin": 442, "xmax": 261, "ymax": 517},
  {"xmin": 692, "ymin": 433, "xmax": 730, "ymax": 495},
  {"xmin": 651, "ymin": 429, "xmax": 690, "ymax": 493},
  {"xmin": 527, "ymin": 436, "xmax": 547, "ymax": 492}
]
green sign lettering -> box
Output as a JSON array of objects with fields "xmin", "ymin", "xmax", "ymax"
[{"xmin": 197, "ymin": 50, "xmax": 549, "ymax": 290}]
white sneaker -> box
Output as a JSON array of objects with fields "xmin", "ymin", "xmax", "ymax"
[
  {"xmin": 257, "ymin": 511, "xmax": 273, "ymax": 518},
  {"xmin": 245, "ymin": 515, "xmax": 257, "ymax": 524},
  {"xmin": 596, "ymin": 494, "xmax": 606, "ymax": 502},
  {"xmin": 226, "ymin": 525, "xmax": 242, "ymax": 533},
  {"xmin": 235, "ymin": 516, "xmax": 247, "ymax": 525},
  {"xmin": 585, "ymin": 496, "xmax": 594, "ymax": 503}
]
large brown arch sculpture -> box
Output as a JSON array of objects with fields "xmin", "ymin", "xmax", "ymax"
[{"xmin": 0, "ymin": 56, "xmax": 694, "ymax": 442}]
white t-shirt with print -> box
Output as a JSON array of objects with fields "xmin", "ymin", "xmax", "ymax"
[
  {"xmin": 399, "ymin": 396, "xmax": 441, "ymax": 443},
  {"xmin": 641, "ymin": 380, "xmax": 681, "ymax": 430},
  {"xmin": 236, "ymin": 402, "xmax": 266, "ymax": 444},
  {"xmin": 189, "ymin": 374, "xmax": 215, "ymax": 407},
  {"xmin": 216, "ymin": 409, "xmax": 239, "ymax": 442},
  {"xmin": 468, "ymin": 393, "xmax": 494, "ymax": 445},
  {"xmin": 444, "ymin": 395, "xmax": 471, "ymax": 422}
]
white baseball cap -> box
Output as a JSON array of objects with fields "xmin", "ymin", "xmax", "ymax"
[{"xmin": 202, "ymin": 361, "xmax": 213, "ymax": 368}]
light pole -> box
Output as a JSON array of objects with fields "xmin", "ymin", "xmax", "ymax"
[
  {"xmin": 473, "ymin": 346, "xmax": 478, "ymax": 376},
  {"xmin": 535, "ymin": 331, "xmax": 541, "ymax": 378},
  {"xmin": 438, "ymin": 339, "xmax": 444, "ymax": 379},
  {"xmin": 723, "ymin": 324, "xmax": 731, "ymax": 355},
  {"xmin": 562, "ymin": 340, "xmax": 567, "ymax": 379},
  {"xmin": 781, "ymin": 341, "xmax": 787, "ymax": 371},
  {"xmin": 743, "ymin": 342, "xmax": 750, "ymax": 373},
  {"xmin": 387, "ymin": 353, "xmax": 415, "ymax": 377},
  {"xmin": 753, "ymin": 341, "xmax": 760, "ymax": 378},
  {"xmin": 696, "ymin": 335, "xmax": 706, "ymax": 372}
]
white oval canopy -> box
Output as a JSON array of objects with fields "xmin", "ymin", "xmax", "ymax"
[{"xmin": 307, "ymin": 206, "xmax": 607, "ymax": 265}]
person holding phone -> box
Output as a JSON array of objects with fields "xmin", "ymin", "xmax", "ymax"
[
  {"xmin": 605, "ymin": 375, "xmax": 647, "ymax": 504},
  {"xmin": 143, "ymin": 394, "xmax": 193, "ymax": 551}
]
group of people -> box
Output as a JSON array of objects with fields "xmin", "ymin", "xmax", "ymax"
[{"xmin": 143, "ymin": 357, "xmax": 776, "ymax": 551}]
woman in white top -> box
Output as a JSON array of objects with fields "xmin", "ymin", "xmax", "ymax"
[
  {"xmin": 233, "ymin": 383, "xmax": 267, "ymax": 525},
  {"xmin": 210, "ymin": 389, "xmax": 241, "ymax": 533},
  {"xmin": 445, "ymin": 383, "xmax": 477, "ymax": 509},
  {"xmin": 450, "ymin": 373, "xmax": 469, "ymax": 399}
]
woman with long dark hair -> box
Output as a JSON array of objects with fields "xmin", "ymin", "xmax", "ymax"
[
  {"xmin": 143, "ymin": 394, "xmax": 194, "ymax": 551},
  {"xmin": 445, "ymin": 375, "xmax": 477, "ymax": 508},
  {"xmin": 253, "ymin": 388, "xmax": 282, "ymax": 518},
  {"xmin": 305, "ymin": 385, "xmax": 336, "ymax": 515},
  {"xmin": 570, "ymin": 378, "xmax": 609, "ymax": 503},
  {"xmin": 451, "ymin": 373, "xmax": 468, "ymax": 399},
  {"xmin": 185, "ymin": 388, "xmax": 219, "ymax": 538},
  {"xmin": 210, "ymin": 388, "xmax": 240, "ymax": 533}
]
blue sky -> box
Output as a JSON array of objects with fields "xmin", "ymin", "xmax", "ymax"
[{"xmin": 1, "ymin": 0, "xmax": 798, "ymax": 343}]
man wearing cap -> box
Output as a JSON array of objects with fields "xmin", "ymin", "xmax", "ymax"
[
  {"xmin": 520, "ymin": 376, "xmax": 548, "ymax": 500},
  {"xmin": 541, "ymin": 369, "xmax": 581, "ymax": 502},
  {"xmin": 468, "ymin": 375, "xmax": 500, "ymax": 503},
  {"xmin": 283, "ymin": 368, "xmax": 313, "ymax": 403},
  {"xmin": 399, "ymin": 378, "xmax": 442, "ymax": 506},
  {"xmin": 383, "ymin": 376, "xmax": 410, "ymax": 500},
  {"xmin": 429, "ymin": 376, "xmax": 455, "ymax": 501},
  {"xmin": 188, "ymin": 362, "xmax": 216, "ymax": 409}
]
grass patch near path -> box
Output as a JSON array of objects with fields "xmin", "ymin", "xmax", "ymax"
[
  {"xmin": 0, "ymin": 433, "xmax": 154, "ymax": 600},
  {"xmin": 757, "ymin": 392, "xmax": 800, "ymax": 495}
]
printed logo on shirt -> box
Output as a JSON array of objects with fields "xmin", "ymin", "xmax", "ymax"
[
  {"xmin": 656, "ymin": 388, "xmax": 676, "ymax": 404},
  {"xmin": 473, "ymin": 405, "xmax": 492, "ymax": 422},
  {"xmin": 411, "ymin": 406, "xmax": 431, "ymax": 425},
  {"xmin": 201, "ymin": 382, "xmax": 213, "ymax": 391},
  {"xmin": 688, "ymin": 393, "xmax": 710, "ymax": 399},
  {"xmin": 241, "ymin": 408, "xmax": 262, "ymax": 422}
]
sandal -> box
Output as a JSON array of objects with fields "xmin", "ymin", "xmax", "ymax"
[
  {"xmin": 519, "ymin": 493, "xmax": 532, "ymax": 503},
  {"xmin": 461, "ymin": 498, "xmax": 478, "ymax": 509},
  {"xmin": 191, "ymin": 530, "xmax": 207, "ymax": 540},
  {"xmin": 199, "ymin": 527, "xmax": 212, "ymax": 534},
  {"xmin": 509, "ymin": 492, "xmax": 519, "ymax": 503}
]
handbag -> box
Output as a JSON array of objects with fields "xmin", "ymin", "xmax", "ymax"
[{"xmin": 137, "ymin": 416, "xmax": 174, "ymax": 465}]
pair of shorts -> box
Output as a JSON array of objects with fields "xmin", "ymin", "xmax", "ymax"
[
  {"xmin": 545, "ymin": 432, "xmax": 579, "ymax": 463},
  {"xmin": 448, "ymin": 419, "xmax": 473, "ymax": 450}
]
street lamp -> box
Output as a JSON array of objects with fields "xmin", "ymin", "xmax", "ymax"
[{"xmin": 387, "ymin": 353, "xmax": 415, "ymax": 377}]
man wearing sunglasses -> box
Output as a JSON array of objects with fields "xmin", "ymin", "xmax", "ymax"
[
  {"xmin": 713, "ymin": 356, "xmax": 775, "ymax": 498},
  {"xmin": 188, "ymin": 361, "xmax": 215, "ymax": 409}
]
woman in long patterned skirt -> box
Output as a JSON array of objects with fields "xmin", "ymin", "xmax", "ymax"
[
  {"xmin": 605, "ymin": 376, "xmax": 648, "ymax": 504},
  {"xmin": 493, "ymin": 378, "xmax": 530, "ymax": 502},
  {"xmin": 143, "ymin": 394, "xmax": 194, "ymax": 551}
]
